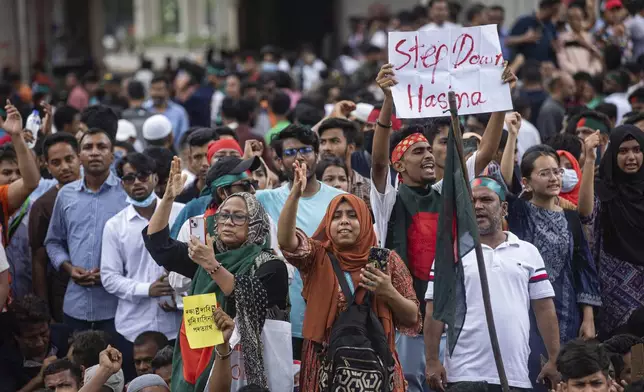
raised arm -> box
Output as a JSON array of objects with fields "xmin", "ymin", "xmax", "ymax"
[
  {"xmin": 578, "ymin": 132, "xmax": 599, "ymax": 218},
  {"xmin": 372, "ymin": 64, "xmax": 396, "ymax": 193},
  {"xmin": 148, "ymin": 157, "xmax": 186, "ymax": 235},
  {"xmin": 4, "ymin": 101, "xmax": 41, "ymax": 212},
  {"xmin": 277, "ymin": 161, "xmax": 306, "ymax": 253},
  {"xmin": 474, "ymin": 69, "xmax": 517, "ymax": 176},
  {"xmin": 500, "ymin": 112, "xmax": 521, "ymax": 186}
]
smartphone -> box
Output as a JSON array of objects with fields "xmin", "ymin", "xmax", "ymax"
[
  {"xmin": 368, "ymin": 247, "xmax": 391, "ymax": 272},
  {"xmin": 189, "ymin": 217, "xmax": 207, "ymax": 244}
]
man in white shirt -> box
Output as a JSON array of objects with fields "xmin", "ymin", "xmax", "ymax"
[
  {"xmin": 424, "ymin": 177, "xmax": 561, "ymax": 391},
  {"xmin": 421, "ymin": 0, "xmax": 460, "ymax": 31},
  {"xmin": 101, "ymin": 152, "xmax": 184, "ymax": 381},
  {"xmin": 370, "ymin": 63, "xmax": 510, "ymax": 392}
]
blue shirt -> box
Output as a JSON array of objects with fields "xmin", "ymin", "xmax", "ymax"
[
  {"xmin": 143, "ymin": 100, "xmax": 190, "ymax": 149},
  {"xmin": 256, "ymin": 181, "xmax": 345, "ymax": 338},
  {"xmin": 45, "ymin": 172, "xmax": 129, "ymax": 321},
  {"xmin": 509, "ymin": 14, "xmax": 558, "ymax": 63}
]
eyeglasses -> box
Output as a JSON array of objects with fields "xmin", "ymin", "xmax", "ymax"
[
  {"xmin": 282, "ymin": 146, "xmax": 314, "ymax": 158},
  {"xmin": 215, "ymin": 212, "xmax": 249, "ymax": 226},
  {"xmin": 223, "ymin": 180, "xmax": 256, "ymax": 193},
  {"xmin": 536, "ymin": 168, "xmax": 565, "ymax": 179},
  {"xmin": 121, "ymin": 172, "xmax": 152, "ymax": 185}
]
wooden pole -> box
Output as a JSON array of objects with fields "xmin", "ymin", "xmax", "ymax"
[{"xmin": 447, "ymin": 91, "xmax": 510, "ymax": 392}]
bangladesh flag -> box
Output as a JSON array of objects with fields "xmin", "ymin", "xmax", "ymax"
[{"xmin": 433, "ymin": 125, "xmax": 479, "ymax": 357}]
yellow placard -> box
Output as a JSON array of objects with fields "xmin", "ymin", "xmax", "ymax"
[{"xmin": 182, "ymin": 294, "xmax": 224, "ymax": 349}]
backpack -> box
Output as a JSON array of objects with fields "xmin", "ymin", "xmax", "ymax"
[{"xmin": 319, "ymin": 252, "xmax": 395, "ymax": 392}]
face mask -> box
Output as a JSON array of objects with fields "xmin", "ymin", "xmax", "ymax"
[
  {"xmin": 561, "ymin": 168, "xmax": 579, "ymax": 193},
  {"xmin": 126, "ymin": 192, "xmax": 157, "ymax": 208}
]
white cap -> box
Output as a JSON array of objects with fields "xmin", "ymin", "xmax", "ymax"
[
  {"xmin": 142, "ymin": 115, "xmax": 172, "ymax": 141},
  {"xmin": 351, "ymin": 103, "xmax": 375, "ymax": 123},
  {"xmin": 116, "ymin": 119, "xmax": 137, "ymax": 142}
]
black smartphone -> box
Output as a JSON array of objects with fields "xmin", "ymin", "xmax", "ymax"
[{"xmin": 368, "ymin": 247, "xmax": 391, "ymax": 272}]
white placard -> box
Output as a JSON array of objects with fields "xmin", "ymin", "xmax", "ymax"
[{"xmin": 388, "ymin": 25, "xmax": 512, "ymax": 118}]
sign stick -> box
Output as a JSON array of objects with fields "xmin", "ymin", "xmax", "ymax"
[{"xmin": 447, "ymin": 90, "xmax": 510, "ymax": 392}]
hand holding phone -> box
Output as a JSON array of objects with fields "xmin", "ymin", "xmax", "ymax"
[
  {"xmin": 189, "ymin": 217, "xmax": 207, "ymax": 244},
  {"xmin": 368, "ymin": 247, "xmax": 391, "ymax": 272}
]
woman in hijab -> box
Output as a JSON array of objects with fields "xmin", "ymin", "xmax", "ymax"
[
  {"xmin": 143, "ymin": 157, "xmax": 289, "ymax": 392},
  {"xmin": 277, "ymin": 162, "xmax": 420, "ymax": 392},
  {"xmin": 584, "ymin": 125, "xmax": 644, "ymax": 337}
]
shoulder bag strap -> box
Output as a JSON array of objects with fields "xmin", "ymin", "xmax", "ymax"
[{"xmin": 327, "ymin": 252, "xmax": 355, "ymax": 304}]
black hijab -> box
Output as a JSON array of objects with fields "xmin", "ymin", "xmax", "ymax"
[{"xmin": 596, "ymin": 125, "xmax": 644, "ymax": 266}]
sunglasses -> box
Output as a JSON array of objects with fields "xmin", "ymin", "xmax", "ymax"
[
  {"xmin": 121, "ymin": 172, "xmax": 152, "ymax": 185},
  {"xmin": 215, "ymin": 212, "xmax": 249, "ymax": 226},
  {"xmin": 282, "ymin": 146, "xmax": 314, "ymax": 158}
]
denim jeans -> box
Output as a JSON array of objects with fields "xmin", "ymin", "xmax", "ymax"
[{"xmin": 396, "ymin": 332, "xmax": 446, "ymax": 392}]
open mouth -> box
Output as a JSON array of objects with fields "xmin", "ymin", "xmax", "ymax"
[{"xmin": 338, "ymin": 229, "xmax": 352, "ymax": 234}]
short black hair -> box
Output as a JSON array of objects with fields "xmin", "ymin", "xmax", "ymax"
[
  {"xmin": 143, "ymin": 147, "xmax": 174, "ymax": 185},
  {"xmin": 489, "ymin": 4, "xmax": 505, "ymax": 13},
  {"xmin": 557, "ymin": 339, "xmax": 611, "ymax": 381},
  {"xmin": 53, "ymin": 105, "xmax": 79, "ymax": 132},
  {"xmin": 521, "ymin": 144, "xmax": 560, "ymax": 178},
  {"xmin": 429, "ymin": 0, "xmax": 448, "ymax": 7},
  {"xmin": 81, "ymin": 105, "xmax": 119, "ymax": 141},
  {"xmin": 7, "ymin": 294, "xmax": 50, "ymax": 335},
  {"xmin": 134, "ymin": 331, "xmax": 169, "ymax": 350},
  {"xmin": 214, "ymin": 126, "xmax": 239, "ymax": 142},
  {"xmin": 80, "ymin": 127, "xmax": 115, "ymax": 149},
  {"xmin": 316, "ymin": 156, "xmax": 349, "ymax": 180},
  {"xmin": 43, "ymin": 132, "xmax": 79, "ymax": 161},
  {"xmin": 117, "ymin": 152, "xmax": 158, "ymax": 177},
  {"xmin": 81, "ymin": 71, "xmax": 99, "ymax": 85},
  {"xmin": 270, "ymin": 124, "xmax": 320, "ymax": 158},
  {"xmin": 521, "ymin": 60, "xmax": 542, "ymax": 84},
  {"xmin": 150, "ymin": 75, "xmax": 169, "ymax": 86},
  {"xmin": 179, "ymin": 127, "xmax": 202, "ymax": 150},
  {"xmin": 594, "ymin": 103, "xmax": 618, "ymax": 122},
  {"xmin": 237, "ymin": 385, "xmax": 271, "ymax": 392},
  {"xmin": 270, "ymin": 91, "xmax": 291, "ymax": 116},
  {"xmin": 539, "ymin": 0, "xmax": 562, "ymax": 8},
  {"xmin": 70, "ymin": 330, "xmax": 108, "ymax": 369},
  {"xmin": 151, "ymin": 345, "xmax": 174, "ymax": 371},
  {"xmin": 127, "ymin": 80, "xmax": 146, "ymax": 100},
  {"xmin": 0, "ymin": 144, "xmax": 17, "ymax": 165},
  {"xmin": 220, "ymin": 97, "xmax": 239, "ymax": 120},
  {"xmin": 466, "ymin": 3, "xmax": 486, "ymax": 22},
  {"xmin": 546, "ymin": 133, "xmax": 583, "ymax": 161},
  {"xmin": 294, "ymin": 104, "xmax": 325, "ymax": 127},
  {"xmin": 573, "ymin": 71, "xmax": 594, "ymax": 84},
  {"xmin": 188, "ymin": 128, "xmax": 218, "ymax": 148},
  {"xmin": 236, "ymin": 99, "xmax": 257, "ymax": 124},
  {"xmin": 43, "ymin": 359, "xmax": 82, "ymax": 386},
  {"xmin": 318, "ymin": 118, "xmax": 360, "ymax": 145}
]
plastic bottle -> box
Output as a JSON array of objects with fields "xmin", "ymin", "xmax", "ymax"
[{"xmin": 25, "ymin": 110, "xmax": 40, "ymax": 149}]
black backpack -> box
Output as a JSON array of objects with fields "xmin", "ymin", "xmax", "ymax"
[{"xmin": 319, "ymin": 252, "xmax": 395, "ymax": 392}]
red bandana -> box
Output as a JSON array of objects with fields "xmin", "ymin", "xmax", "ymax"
[{"xmin": 391, "ymin": 133, "xmax": 429, "ymax": 164}]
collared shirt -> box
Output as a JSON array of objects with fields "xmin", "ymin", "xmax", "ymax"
[
  {"xmin": 264, "ymin": 120, "xmax": 291, "ymax": 145},
  {"xmin": 350, "ymin": 169, "xmax": 372, "ymax": 211},
  {"xmin": 425, "ymin": 232, "xmax": 555, "ymax": 388},
  {"xmin": 143, "ymin": 100, "xmax": 190, "ymax": 149},
  {"xmin": 45, "ymin": 172, "xmax": 129, "ymax": 321},
  {"xmin": 101, "ymin": 201, "xmax": 184, "ymax": 342}
]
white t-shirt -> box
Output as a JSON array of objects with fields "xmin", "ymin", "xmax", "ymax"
[
  {"xmin": 370, "ymin": 152, "xmax": 478, "ymax": 247},
  {"xmin": 420, "ymin": 21, "xmax": 460, "ymax": 31},
  {"xmin": 425, "ymin": 232, "xmax": 555, "ymax": 388},
  {"xmin": 604, "ymin": 93, "xmax": 632, "ymax": 125}
]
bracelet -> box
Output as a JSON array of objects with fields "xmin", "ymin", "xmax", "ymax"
[
  {"xmin": 215, "ymin": 344, "xmax": 233, "ymax": 360},
  {"xmin": 377, "ymin": 121, "xmax": 392, "ymax": 129},
  {"xmin": 207, "ymin": 263, "xmax": 222, "ymax": 276}
]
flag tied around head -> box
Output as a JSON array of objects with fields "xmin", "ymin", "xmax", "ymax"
[{"xmin": 433, "ymin": 125, "xmax": 479, "ymax": 357}]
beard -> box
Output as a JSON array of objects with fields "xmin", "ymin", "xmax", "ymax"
[{"xmin": 478, "ymin": 214, "xmax": 503, "ymax": 236}]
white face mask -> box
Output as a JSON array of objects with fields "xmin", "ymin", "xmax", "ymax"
[{"xmin": 561, "ymin": 168, "xmax": 579, "ymax": 193}]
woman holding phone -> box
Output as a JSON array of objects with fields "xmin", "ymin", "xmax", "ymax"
[
  {"xmin": 143, "ymin": 157, "xmax": 289, "ymax": 392},
  {"xmin": 277, "ymin": 161, "xmax": 420, "ymax": 392}
]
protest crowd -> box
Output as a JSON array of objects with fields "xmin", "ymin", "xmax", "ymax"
[{"xmin": 1, "ymin": 0, "xmax": 644, "ymax": 391}]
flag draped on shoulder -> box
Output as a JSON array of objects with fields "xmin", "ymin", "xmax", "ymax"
[{"xmin": 433, "ymin": 125, "xmax": 479, "ymax": 357}]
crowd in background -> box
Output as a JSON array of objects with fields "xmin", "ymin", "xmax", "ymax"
[{"xmin": 0, "ymin": 0, "xmax": 643, "ymax": 391}]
